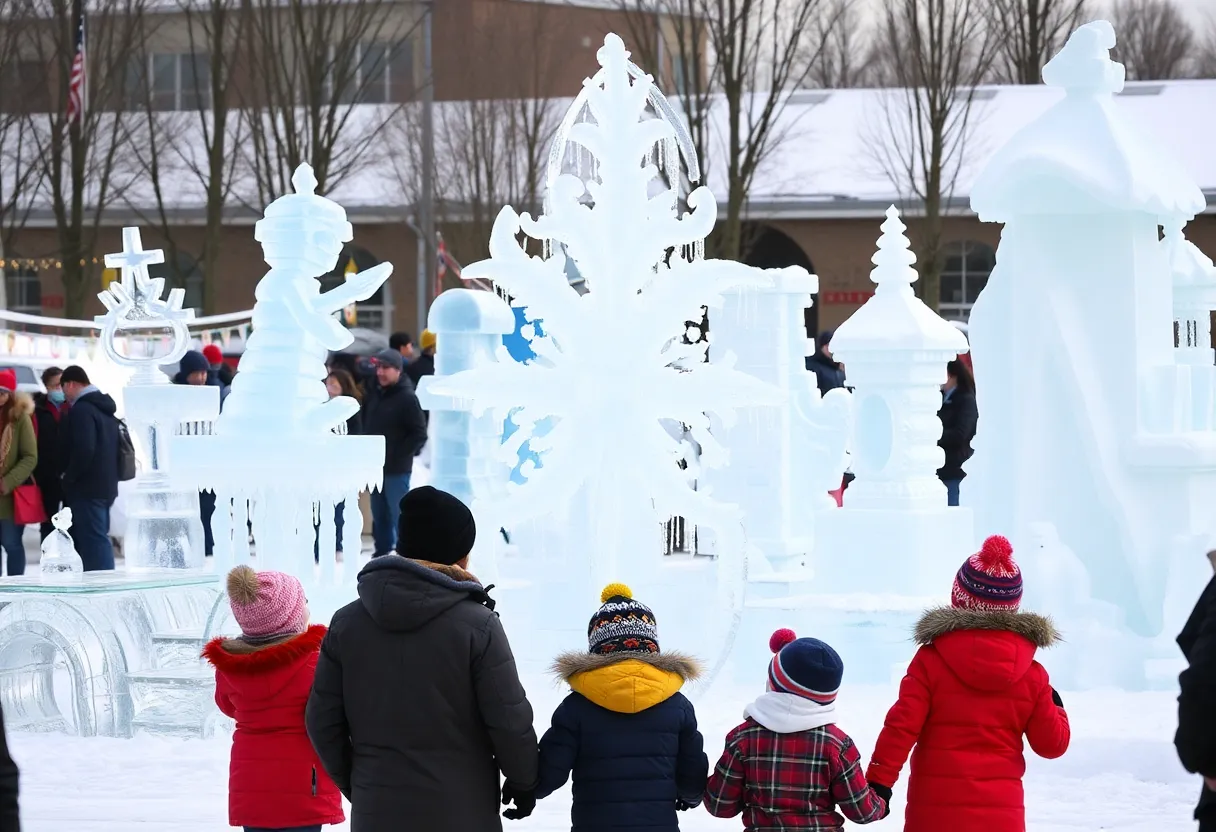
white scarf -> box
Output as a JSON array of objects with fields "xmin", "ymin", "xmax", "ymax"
[{"xmin": 744, "ymin": 691, "xmax": 837, "ymax": 734}]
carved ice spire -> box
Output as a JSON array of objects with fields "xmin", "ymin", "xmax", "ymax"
[
  {"xmin": 1042, "ymin": 20, "xmax": 1125, "ymax": 96},
  {"xmin": 870, "ymin": 205, "xmax": 919, "ymax": 297}
]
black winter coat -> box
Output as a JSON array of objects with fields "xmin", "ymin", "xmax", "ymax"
[
  {"xmin": 305, "ymin": 556, "xmax": 538, "ymax": 832},
  {"xmin": 806, "ymin": 351, "xmax": 846, "ymax": 396},
  {"xmin": 405, "ymin": 352, "xmax": 434, "ymax": 389},
  {"xmin": 32, "ymin": 394, "xmax": 68, "ymax": 503},
  {"xmin": 0, "ymin": 699, "xmax": 18, "ymax": 832},
  {"xmin": 61, "ymin": 389, "xmax": 120, "ymax": 503},
  {"xmin": 361, "ymin": 377, "xmax": 427, "ymax": 475},
  {"xmin": 1177, "ymin": 573, "xmax": 1216, "ymax": 829},
  {"xmin": 537, "ymin": 651, "xmax": 708, "ymax": 831},
  {"xmin": 937, "ymin": 387, "xmax": 978, "ymax": 481}
]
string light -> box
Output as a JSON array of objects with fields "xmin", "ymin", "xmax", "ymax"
[{"xmin": 0, "ymin": 256, "xmax": 107, "ymax": 270}]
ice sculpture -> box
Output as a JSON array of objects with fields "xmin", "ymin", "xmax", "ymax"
[
  {"xmin": 966, "ymin": 19, "xmax": 1216, "ymax": 642},
  {"xmin": 172, "ymin": 165, "xmax": 388, "ymax": 584},
  {"xmin": 426, "ymin": 34, "xmax": 800, "ymax": 592},
  {"xmin": 416, "ymin": 289, "xmax": 518, "ymax": 586},
  {"xmin": 97, "ymin": 228, "xmax": 218, "ymax": 570},
  {"xmin": 39, "ymin": 509, "xmax": 83, "ymax": 577},
  {"xmin": 813, "ymin": 207, "xmax": 973, "ymax": 596}
]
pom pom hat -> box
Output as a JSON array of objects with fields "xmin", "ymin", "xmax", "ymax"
[
  {"xmin": 0, "ymin": 370, "xmax": 15, "ymax": 394},
  {"xmin": 202, "ymin": 344, "xmax": 224, "ymax": 365},
  {"xmin": 767, "ymin": 628, "xmax": 843, "ymax": 705},
  {"xmin": 587, "ymin": 583, "xmax": 660, "ymax": 655},
  {"xmin": 951, "ymin": 534, "xmax": 1023, "ymax": 612},
  {"xmin": 226, "ymin": 565, "xmax": 309, "ymax": 638}
]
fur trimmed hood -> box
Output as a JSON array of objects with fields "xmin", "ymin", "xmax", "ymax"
[
  {"xmin": 202, "ymin": 624, "xmax": 326, "ymax": 673},
  {"xmin": 3, "ymin": 393, "xmax": 33, "ymax": 425},
  {"xmin": 553, "ymin": 650, "xmax": 702, "ymax": 714},
  {"xmin": 553, "ymin": 650, "xmax": 702, "ymax": 682},
  {"xmin": 915, "ymin": 606, "xmax": 1060, "ymax": 649}
]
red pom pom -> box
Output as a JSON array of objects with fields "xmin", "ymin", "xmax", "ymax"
[
  {"xmin": 977, "ymin": 535, "xmax": 1015, "ymax": 570},
  {"xmin": 769, "ymin": 628, "xmax": 797, "ymax": 654}
]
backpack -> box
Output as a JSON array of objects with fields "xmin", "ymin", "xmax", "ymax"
[{"xmin": 115, "ymin": 417, "xmax": 137, "ymax": 482}]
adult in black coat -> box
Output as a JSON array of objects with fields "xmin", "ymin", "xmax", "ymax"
[
  {"xmin": 937, "ymin": 358, "xmax": 978, "ymax": 507},
  {"xmin": 0, "ymin": 698, "xmax": 18, "ymax": 832},
  {"xmin": 60, "ymin": 366, "xmax": 119, "ymax": 572},
  {"xmin": 306, "ymin": 487, "xmax": 538, "ymax": 832},
  {"xmin": 1177, "ymin": 556, "xmax": 1216, "ymax": 832},
  {"xmin": 806, "ymin": 331, "xmax": 846, "ymax": 396},
  {"xmin": 32, "ymin": 367, "xmax": 70, "ymax": 540}
]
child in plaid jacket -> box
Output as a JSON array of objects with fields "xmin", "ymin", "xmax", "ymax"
[{"xmin": 704, "ymin": 629, "xmax": 888, "ymax": 830}]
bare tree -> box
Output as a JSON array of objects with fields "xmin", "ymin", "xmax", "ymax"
[
  {"xmin": 803, "ymin": 0, "xmax": 882, "ymax": 88},
  {"xmin": 1197, "ymin": 16, "xmax": 1216, "ymax": 78},
  {"xmin": 985, "ymin": 0, "xmax": 1089, "ymax": 83},
  {"xmin": 241, "ymin": 0, "xmax": 420, "ymax": 203},
  {"xmin": 866, "ymin": 0, "xmax": 997, "ymax": 313},
  {"xmin": 24, "ymin": 0, "xmax": 148, "ymax": 318},
  {"xmin": 1110, "ymin": 0, "xmax": 1196, "ymax": 80}
]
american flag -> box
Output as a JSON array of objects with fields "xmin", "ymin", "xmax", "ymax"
[{"xmin": 65, "ymin": 2, "xmax": 86, "ymax": 129}]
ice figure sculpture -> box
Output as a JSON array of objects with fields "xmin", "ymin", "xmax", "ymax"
[
  {"xmin": 416, "ymin": 289, "xmax": 517, "ymax": 586},
  {"xmin": 699, "ymin": 269, "xmax": 853, "ymax": 582},
  {"xmin": 426, "ymin": 34, "xmax": 800, "ymax": 593},
  {"xmin": 966, "ymin": 19, "xmax": 1216, "ymax": 644},
  {"xmin": 813, "ymin": 207, "xmax": 973, "ymax": 596},
  {"xmin": 39, "ymin": 510, "xmax": 83, "ymax": 577},
  {"xmin": 97, "ymin": 228, "xmax": 217, "ymax": 570},
  {"xmin": 172, "ymin": 165, "xmax": 388, "ymax": 584}
]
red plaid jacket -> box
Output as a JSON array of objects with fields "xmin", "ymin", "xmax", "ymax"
[{"xmin": 704, "ymin": 718, "xmax": 887, "ymax": 830}]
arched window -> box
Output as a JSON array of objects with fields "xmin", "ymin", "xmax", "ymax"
[
  {"xmin": 939, "ymin": 240, "xmax": 995, "ymax": 322},
  {"xmin": 147, "ymin": 252, "xmax": 204, "ymax": 313},
  {"xmin": 4, "ymin": 263, "xmax": 40, "ymax": 314},
  {"xmin": 743, "ymin": 223, "xmax": 817, "ymax": 336}
]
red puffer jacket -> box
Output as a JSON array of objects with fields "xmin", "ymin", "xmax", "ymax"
[
  {"xmin": 866, "ymin": 607, "xmax": 1070, "ymax": 832},
  {"xmin": 203, "ymin": 624, "xmax": 345, "ymax": 829}
]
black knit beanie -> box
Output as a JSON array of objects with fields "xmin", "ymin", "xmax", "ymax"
[{"xmin": 397, "ymin": 486, "xmax": 476, "ymax": 566}]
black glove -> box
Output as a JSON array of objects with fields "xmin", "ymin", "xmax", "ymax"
[
  {"xmin": 1051, "ymin": 687, "xmax": 1064, "ymax": 708},
  {"xmin": 869, "ymin": 781, "xmax": 893, "ymax": 817},
  {"xmin": 676, "ymin": 798, "xmax": 699, "ymax": 811},
  {"xmin": 501, "ymin": 782, "xmax": 536, "ymax": 820}
]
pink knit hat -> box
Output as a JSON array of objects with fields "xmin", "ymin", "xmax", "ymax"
[{"xmin": 226, "ymin": 565, "xmax": 309, "ymax": 638}]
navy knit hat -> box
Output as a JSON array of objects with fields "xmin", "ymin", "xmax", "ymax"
[
  {"xmin": 951, "ymin": 535, "xmax": 1023, "ymax": 612},
  {"xmin": 767, "ymin": 629, "xmax": 843, "ymax": 705},
  {"xmin": 179, "ymin": 350, "xmax": 210, "ymax": 376},
  {"xmin": 588, "ymin": 583, "xmax": 659, "ymax": 655}
]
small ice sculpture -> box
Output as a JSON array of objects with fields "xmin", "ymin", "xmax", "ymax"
[
  {"xmin": 97, "ymin": 228, "xmax": 218, "ymax": 570},
  {"xmin": 427, "ymin": 34, "xmax": 799, "ymax": 590},
  {"xmin": 40, "ymin": 509, "xmax": 83, "ymax": 577}
]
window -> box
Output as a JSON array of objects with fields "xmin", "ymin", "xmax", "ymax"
[
  {"xmin": 939, "ymin": 240, "xmax": 995, "ymax": 322},
  {"xmin": 5, "ymin": 265, "xmax": 40, "ymax": 314},
  {"xmin": 124, "ymin": 53, "xmax": 211, "ymax": 111},
  {"xmin": 331, "ymin": 41, "xmax": 414, "ymax": 105}
]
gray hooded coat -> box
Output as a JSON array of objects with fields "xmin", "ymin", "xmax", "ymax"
[{"xmin": 305, "ymin": 555, "xmax": 538, "ymax": 832}]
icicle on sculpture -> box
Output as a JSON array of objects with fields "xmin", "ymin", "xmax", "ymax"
[
  {"xmin": 171, "ymin": 165, "xmax": 388, "ymax": 584},
  {"xmin": 427, "ymin": 34, "xmax": 806, "ymax": 600}
]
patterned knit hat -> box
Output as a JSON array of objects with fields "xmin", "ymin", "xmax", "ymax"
[
  {"xmin": 767, "ymin": 628, "xmax": 843, "ymax": 705},
  {"xmin": 226, "ymin": 565, "xmax": 309, "ymax": 638},
  {"xmin": 951, "ymin": 535, "xmax": 1023, "ymax": 612},
  {"xmin": 588, "ymin": 583, "xmax": 659, "ymax": 655}
]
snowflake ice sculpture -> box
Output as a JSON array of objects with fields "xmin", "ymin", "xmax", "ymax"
[{"xmin": 429, "ymin": 34, "xmax": 806, "ymax": 579}]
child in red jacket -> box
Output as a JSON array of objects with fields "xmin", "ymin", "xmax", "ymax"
[
  {"xmin": 866, "ymin": 535, "xmax": 1071, "ymax": 832},
  {"xmin": 203, "ymin": 566, "xmax": 344, "ymax": 832},
  {"xmin": 704, "ymin": 629, "xmax": 888, "ymax": 830}
]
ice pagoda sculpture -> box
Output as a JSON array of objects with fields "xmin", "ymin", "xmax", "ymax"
[
  {"xmin": 426, "ymin": 34, "xmax": 802, "ymax": 595},
  {"xmin": 171, "ymin": 165, "xmax": 388, "ymax": 584}
]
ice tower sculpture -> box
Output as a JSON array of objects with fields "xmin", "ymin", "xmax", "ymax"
[
  {"xmin": 172, "ymin": 165, "xmax": 388, "ymax": 583},
  {"xmin": 966, "ymin": 19, "xmax": 1216, "ymax": 642},
  {"xmin": 426, "ymin": 34, "xmax": 801, "ymax": 596},
  {"xmin": 813, "ymin": 207, "xmax": 973, "ymax": 596},
  {"xmin": 97, "ymin": 228, "xmax": 218, "ymax": 570}
]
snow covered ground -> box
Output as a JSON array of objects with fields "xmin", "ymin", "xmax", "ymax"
[{"xmin": 12, "ymin": 679, "xmax": 1198, "ymax": 831}]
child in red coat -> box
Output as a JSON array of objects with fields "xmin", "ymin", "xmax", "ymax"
[
  {"xmin": 866, "ymin": 535, "xmax": 1071, "ymax": 832},
  {"xmin": 203, "ymin": 566, "xmax": 344, "ymax": 832},
  {"xmin": 704, "ymin": 629, "xmax": 888, "ymax": 830}
]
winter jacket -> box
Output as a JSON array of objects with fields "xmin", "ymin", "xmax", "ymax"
[
  {"xmin": 0, "ymin": 695, "xmax": 19, "ymax": 831},
  {"xmin": 806, "ymin": 351, "xmax": 846, "ymax": 397},
  {"xmin": 305, "ymin": 556, "xmax": 538, "ymax": 832},
  {"xmin": 0, "ymin": 396, "xmax": 37, "ymax": 523},
  {"xmin": 705, "ymin": 691, "xmax": 887, "ymax": 830},
  {"xmin": 937, "ymin": 387, "xmax": 978, "ymax": 481},
  {"xmin": 866, "ymin": 607, "xmax": 1071, "ymax": 832},
  {"xmin": 1177, "ymin": 573, "xmax": 1216, "ymax": 828},
  {"xmin": 32, "ymin": 393, "xmax": 68, "ymax": 513},
  {"xmin": 202, "ymin": 625, "xmax": 344, "ymax": 829},
  {"xmin": 405, "ymin": 352, "xmax": 434, "ymax": 390},
  {"xmin": 537, "ymin": 651, "xmax": 708, "ymax": 831},
  {"xmin": 61, "ymin": 388, "xmax": 120, "ymax": 503},
  {"xmin": 360, "ymin": 376, "xmax": 427, "ymax": 475}
]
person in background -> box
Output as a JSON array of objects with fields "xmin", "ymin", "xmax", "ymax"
[
  {"xmin": 175, "ymin": 350, "xmax": 229, "ymax": 556},
  {"xmin": 59, "ymin": 365, "xmax": 119, "ymax": 571},
  {"xmin": 316, "ymin": 369, "xmax": 362, "ymax": 558},
  {"xmin": 202, "ymin": 344, "xmax": 235, "ymax": 387},
  {"xmin": 0, "ymin": 370, "xmax": 37, "ymax": 577},
  {"xmin": 204, "ymin": 565, "xmax": 344, "ymax": 832},
  {"xmin": 1175, "ymin": 549, "xmax": 1216, "ymax": 832},
  {"xmin": 0, "ymin": 697, "xmax": 18, "ymax": 831},
  {"xmin": 405, "ymin": 330, "xmax": 436, "ymax": 390},
  {"xmin": 806, "ymin": 331, "xmax": 846, "ymax": 396},
  {"xmin": 937, "ymin": 358, "xmax": 978, "ymax": 507},
  {"xmin": 389, "ymin": 331, "xmax": 415, "ymax": 363},
  {"xmin": 361, "ymin": 350, "xmax": 427, "ymax": 557},
  {"xmin": 306, "ymin": 487, "xmax": 538, "ymax": 831},
  {"xmin": 33, "ymin": 366, "xmax": 70, "ymax": 540}
]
